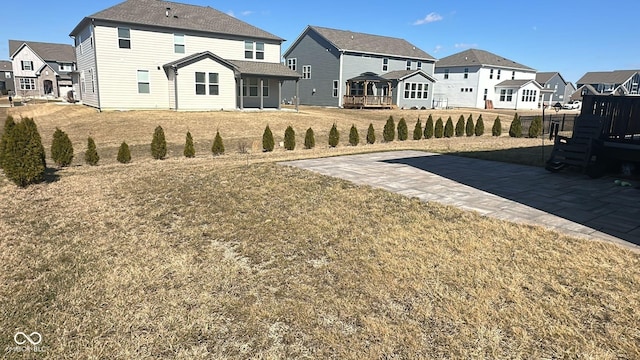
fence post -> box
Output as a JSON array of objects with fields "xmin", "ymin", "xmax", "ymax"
[{"xmin": 561, "ymin": 114, "xmax": 566, "ymax": 131}]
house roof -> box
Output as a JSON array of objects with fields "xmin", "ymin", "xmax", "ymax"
[
  {"xmin": 285, "ymin": 25, "xmax": 435, "ymax": 60},
  {"xmin": 382, "ymin": 69, "xmax": 436, "ymax": 82},
  {"xmin": 576, "ymin": 70, "xmax": 640, "ymax": 85},
  {"xmin": 347, "ymin": 72, "xmax": 390, "ymax": 83},
  {"xmin": 8, "ymin": 40, "xmax": 75, "ymax": 62},
  {"xmin": 495, "ymin": 79, "xmax": 541, "ymax": 88},
  {"xmin": 228, "ymin": 60, "xmax": 301, "ymax": 79},
  {"xmin": 535, "ymin": 72, "xmax": 556, "ymax": 84},
  {"xmin": 164, "ymin": 51, "xmax": 236, "ymax": 71},
  {"xmin": 71, "ymin": 0, "xmax": 283, "ymax": 42},
  {"xmin": 435, "ymin": 49, "xmax": 535, "ymax": 71},
  {"xmin": 0, "ymin": 60, "xmax": 12, "ymax": 71}
]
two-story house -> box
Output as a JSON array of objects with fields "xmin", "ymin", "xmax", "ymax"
[
  {"xmin": 535, "ymin": 72, "xmax": 574, "ymax": 106},
  {"xmin": 433, "ymin": 49, "xmax": 542, "ymax": 110},
  {"xmin": 574, "ymin": 70, "xmax": 640, "ymax": 99},
  {"xmin": 69, "ymin": 0, "xmax": 299, "ymax": 111},
  {"xmin": 8, "ymin": 40, "xmax": 76, "ymax": 98},
  {"xmin": 282, "ymin": 26, "xmax": 437, "ymax": 109},
  {"xmin": 0, "ymin": 60, "xmax": 14, "ymax": 95}
]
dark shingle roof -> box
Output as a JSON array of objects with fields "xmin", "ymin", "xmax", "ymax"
[
  {"xmin": 435, "ymin": 49, "xmax": 534, "ymax": 71},
  {"xmin": 382, "ymin": 69, "xmax": 436, "ymax": 82},
  {"xmin": 228, "ymin": 60, "xmax": 300, "ymax": 79},
  {"xmin": 535, "ymin": 72, "xmax": 557, "ymax": 84},
  {"xmin": 495, "ymin": 79, "xmax": 539, "ymax": 88},
  {"xmin": 71, "ymin": 0, "xmax": 283, "ymax": 42},
  {"xmin": 576, "ymin": 70, "xmax": 639, "ymax": 85},
  {"xmin": 296, "ymin": 25, "xmax": 434, "ymax": 60},
  {"xmin": 0, "ymin": 60, "xmax": 12, "ymax": 71},
  {"xmin": 9, "ymin": 40, "xmax": 75, "ymax": 62}
]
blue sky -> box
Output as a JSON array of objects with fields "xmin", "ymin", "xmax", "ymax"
[{"xmin": 2, "ymin": 0, "xmax": 639, "ymax": 83}]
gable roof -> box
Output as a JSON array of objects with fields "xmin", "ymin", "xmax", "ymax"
[
  {"xmin": 576, "ymin": 70, "xmax": 640, "ymax": 85},
  {"xmin": 8, "ymin": 40, "xmax": 75, "ymax": 62},
  {"xmin": 164, "ymin": 52, "xmax": 300, "ymax": 79},
  {"xmin": 284, "ymin": 25, "xmax": 435, "ymax": 60},
  {"xmin": 382, "ymin": 69, "xmax": 436, "ymax": 82},
  {"xmin": 71, "ymin": 0, "xmax": 283, "ymax": 42},
  {"xmin": 164, "ymin": 51, "xmax": 236, "ymax": 71},
  {"xmin": 435, "ymin": 49, "xmax": 535, "ymax": 72},
  {"xmin": 0, "ymin": 60, "xmax": 12, "ymax": 71},
  {"xmin": 536, "ymin": 72, "xmax": 568, "ymax": 86},
  {"xmin": 495, "ymin": 79, "xmax": 542, "ymax": 89}
]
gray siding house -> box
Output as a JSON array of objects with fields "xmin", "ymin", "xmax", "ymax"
[
  {"xmin": 574, "ymin": 70, "xmax": 640, "ymax": 99},
  {"xmin": 283, "ymin": 26, "xmax": 436, "ymax": 108},
  {"xmin": 536, "ymin": 72, "xmax": 573, "ymax": 105},
  {"xmin": 0, "ymin": 60, "xmax": 14, "ymax": 95}
]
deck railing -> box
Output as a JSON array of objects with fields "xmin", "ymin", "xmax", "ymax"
[{"xmin": 343, "ymin": 95, "xmax": 393, "ymax": 108}]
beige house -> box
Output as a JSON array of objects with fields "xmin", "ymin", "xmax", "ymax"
[{"xmin": 69, "ymin": 0, "xmax": 299, "ymax": 111}]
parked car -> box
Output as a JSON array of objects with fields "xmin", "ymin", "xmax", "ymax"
[{"xmin": 562, "ymin": 100, "xmax": 582, "ymax": 110}]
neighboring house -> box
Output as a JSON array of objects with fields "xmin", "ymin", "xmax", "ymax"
[
  {"xmin": 69, "ymin": 0, "xmax": 299, "ymax": 111},
  {"xmin": 574, "ymin": 70, "xmax": 640, "ymax": 99},
  {"xmin": 535, "ymin": 72, "xmax": 573, "ymax": 105},
  {"xmin": 282, "ymin": 25, "xmax": 436, "ymax": 109},
  {"xmin": 433, "ymin": 49, "xmax": 541, "ymax": 110},
  {"xmin": 8, "ymin": 40, "xmax": 76, "ymax": 98},
  {"xmin": 0, "ymin": 60, "xmax": 14, "ymax": 95}
]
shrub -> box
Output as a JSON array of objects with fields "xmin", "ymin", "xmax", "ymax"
[
  {"xmin": 528, "ymin": 116, "xmax": 542, "ymax": 138},
  {"xmin": 304, "ymin": 128, "xmax": 315, "ymax": 149},
  {"xmin": 51, "ymin": 128, "xmax": 74, "ymax": 167},
  {"xmin": 424, "ymin": 115, "xmax": 434, "ymax": 139},
  {"xmin": 366, "ymin": 123, "xmax": 375, "ymax": 144},
  {"xmin": 262, "ymin": 125, "xmax": 274, "ymax": 152},
  {"xmin": 444, "ymin": 116, "xmax": 454, "ymax": 138},
  {"xmin": 183, "ymin": 131, "xmax": 195, "ymax": 158},
  {"xmin": 328, "ymin": 123, "xmax": 339, "ymax": 147},
  {"xmin": 0, "ymin": 116, "xmax": 16, "ymax": 170},
  {"xmin": 283, "ymin": 126, "xmax": 296, "ymax": 150},
  {"xmin": 475, "ymin": 115, "xmax": 484, "ymax": 136},
  {"xmin": 349, "ymin": 124, "xmax": 359, "ymax": 146},
  {"xmin": 211, "ymin": 130, "xmax": 225, "ymax": 155},
  {"xmin": 455, "ymin": 115, "xmax": 465, "ymax": 137},
  {"xmin": 434, "ymin": 117, "xmax": 444, "ymax": 138},
  {"xmin": 509, "ymin": 113, "xmax": 522, "ymax": 138},
  {"xmin": 151, "ymin": 125, "xmax": 167, "ymax": 160},
  {"xmin": 383, "ymin": 116, "xmax": 395, "ymax": 142},
  {"xmin": 413, "ymin": 118, "xmax": 423, "ymax": 140},
  {"xmin": 465, "ymin": 114, "xmax": 474, "ymax": 137},
  {"xmin": 117, "ymin": 141, "xmax": 131, "ymax": 163},
  {"xmin": 85, "ymin": 136, "xmax": 100, "ymax": 165},
  {"xmin": 492, "ymin": 117, "xmax": 502, "ymax": 136},
  {"xmin": 397, "ymin": 117, "xmax": 408, "ymax": 141},
  {"xmin": 3, "ymin": 118, "xmax": 46, "ymax": 187}
]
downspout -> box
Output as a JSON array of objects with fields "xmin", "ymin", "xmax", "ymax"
[
  {"xmin": 173, "ymin": 66, "xmax": 179, "ymax": 110},
  {"xmin": 91, "ymin": 19, "xmax": 102, "ymax": 111},
  {"xmin": 338, "ymin": 50, "xmax": 344, "ymax": 107}
]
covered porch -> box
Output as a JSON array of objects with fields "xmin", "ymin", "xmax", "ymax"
[{"xmin": 343, "ymin": 72, "xmax": 394, "ymax": 109}]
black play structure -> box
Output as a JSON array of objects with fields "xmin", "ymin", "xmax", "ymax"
[{"xmin": 546, "ymin": 95, "xmax": 640, "ymax": 177}]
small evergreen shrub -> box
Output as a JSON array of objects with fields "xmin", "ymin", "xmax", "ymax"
[
  {"xmin": 434, "ymin": 118, "xmax": 444, "ymax": 138},
  {"xmin": 349, "ymin": 125, "xmax": 359, "ymax": 146},
  {"xmin": 211, "ymin": 130, "xmax": 225, "ymax": 155},
  {"xmin": 3, "ymin": 118, "xmax": 46, "ymax": 187},
  {"xmin": 328, "ymin": 123, "xmax": 339, "ymax": 148},
  {"xmin": 284, "ymin": 125, "xmax": 296, "ymax": 150},
  {"xmin": 262, "ymin": 125, "xmax": 274, "ymax": 152},
  {"xmin": 383, "ymin": 116, "xmax": 395, "ymax": 142},
  {"xmin": 528, "ymin": 116, "xmax": 542, "ymax": 138},
  {"xmin": 444, "ymin": 117, "xmax": 454, "ymax": 138},
  {"xmin": 117, "ymin": 141, "xmax": 131, "ymax": 163},
  {"xmin": 492, "ymin": 116, "xmax": 502, "ymax": 136},
  {"xmin": 424, "ymin": 115, "xmax": 434, "ymax": 139},
  {"xmin": 183, "ymin": 131, "xmax": 195, "ymax": 158},
  {"xmin": 366, "ymin": 123, "xmax": 376, "ymax": 144},
  {"xmin": 151, "ymin": 125, "xmax": 167, "ymax": 160},
  {"xmin": 509, "ymin": 113, "xmax": 522, "ymax": 138},
  {"xmin": 397, "ymin": 117, "xmax": 408, "ymax": 141},
  {"xmin": 455, "ymin": 115, "xmax": 465, "ymax": 137},
  {"xmin": 23, "ymin": 117, "xmax": 46, "ymax": 168},
  {"xmin": 413, "ymin": 118, "xmax": 422, "ymax": 140},
  {"xmin": 475, "ymin": 115, "xmax": 484, "ymax": 136},
  {"xmin": 85, "ymin": 136, "xmax": 99, "ymax": 165},
  {"xmin": 304, "ymin": 128, "xmax": 315, "ymax": 149},
  {"xmin": 51, "ymin": 128, "xmax": 74, "ymax": 167},
  {"xmin": 0, "ymin": 116, "xmax": 16, "ymax": 170},
  {"xmin": 465, "ymin": 114, "xmax": 474, "ymax": 137}
]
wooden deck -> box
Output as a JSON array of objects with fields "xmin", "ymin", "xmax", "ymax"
[{"xmin": 343, "ymin": 95, "xmax": 394, "ymax": 109}]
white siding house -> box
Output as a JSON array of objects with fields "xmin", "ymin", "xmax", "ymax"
[{"xmin": 70, "ymin": 0, "xmax": 299, "ymax": 111}]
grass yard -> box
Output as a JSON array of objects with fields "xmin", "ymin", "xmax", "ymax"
[{"xmin": 1, "ymin": 104, "xmax": 638, "ymax": 358}]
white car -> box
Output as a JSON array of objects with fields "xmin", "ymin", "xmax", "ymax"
[{"xmin": 562, "ymin": 100, "xmax": 582, "ymax": 110}]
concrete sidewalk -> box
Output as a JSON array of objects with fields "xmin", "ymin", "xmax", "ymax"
[{"xmin": 283, "ymin": 151, "xmax": 640, "ymax": 252}]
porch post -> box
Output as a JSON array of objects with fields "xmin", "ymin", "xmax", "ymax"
[
  {"xmin": 295, "ymin": 79, "xmax": 299, "ymax": 112},
  {"xmin": 239, "ymin": 77, "xmax": 244, "ymax": 110},
  {"xmin": 259, "ymin": 78, "xmax": 264, "ymax": 110},
  {"xmin": 278, "ymin": 80, "xmax": 282, "ymax": 110}
]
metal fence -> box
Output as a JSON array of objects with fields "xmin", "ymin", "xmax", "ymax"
[{"xmin": 520, "ymin": 113, "xmax": 578, "ymax": 136}]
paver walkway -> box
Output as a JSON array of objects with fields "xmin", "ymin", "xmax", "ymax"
[{"xmin": 283, "ymin": 150, "xmax": 640, "ymax": 252}]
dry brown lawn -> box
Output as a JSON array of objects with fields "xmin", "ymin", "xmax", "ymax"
[{"xmin": 1, "ymin": 104, "xmax": 638, "ymax": 358}]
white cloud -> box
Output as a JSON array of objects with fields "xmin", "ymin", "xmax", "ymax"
[
  {"xmin": 413, "ymin": 12, "xmax": 443, "ymax": 25},
  {"xmin": 241, "ymin": 10, "xmax": 254, "ymax": 16},
  {"xmin": 454, "ymin": 43, "xmax": 478, "ymax": 49},
  {"xmin": 433, "ymin": 45, "xmax": 443, "ymax": 53}
]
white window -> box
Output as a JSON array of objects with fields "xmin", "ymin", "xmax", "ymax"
[
  {"xmin": 262, "ymin": 79, "xmax": 269, "ymax": 97},
  {"xmin": 21, "ymin": 61, "xmax": 33, "ymax": 71},
  {"xmin": 137, "ymin": 70, "xmax": 149, "ymax": 93},
  {"xmin": 406, "ymin": 60, "xmax": 412, "ymax": 70},
  {"xmin": 245, "ymin": 41, "xmax": 253, "ymax": 59},
  {"xmin": 403, "ymin": 82, "xmax": 429, "ymax": 99},
  {"xmin": 417, "ymin": 61, "xmax": 422, "ymax": 70},
  {"xmin": 483, "ymin": 88, "xmax": 488, "ymax": 100},
  {"xmin": 209, "ymin": 73, "xmax": 219, "ymax": 95},
  {"xmin": 382, "ymin": 58, "xmax": 389, "ymax": 72},
  {"xmin": 174, "ymin": 34, "xmax": 185, "ymax": 54},
  {"xmin": 118, "ymin": 28, "xmax": 131, "ymax": 49},
  {"xmin": 302, "ymin": 65, "xmax": 311, "ymax": 79},
  {"xmin": 244, "ymin": 41, "xmax": 264, "ymax": 59},
  {"xmin": 444, "ymin": 69, "xmax": 449, "ymax": 79},
  {"xmin": 333, "ymin": 80, "xmax": 339, "ymax": 97},
  {"xmin": 287, "ymin": 58, "xmax": 297, "ymax": 71},
  {"xmin": 490, "ymin": 69, "xmax": 494, "ymax": 79},
  {"xmin": 255, "ymin": 42, "xmax": 264, "ymax": 60},
  {"xmin": 511, "ymin": 71, "xmax": 515, "ymax": 80},
  {"xmin": 19, "ymin": 78, "xmax": 36, "ymax": 90},
  {"xmin": 464, "ymin": 68, "xmax": 469, "ymax": 79},
  {"xmin": 497, "ymin": 69, "xmax": 501, "ymax": 80},
  {"xmin": 500, "ymin": 89, "xmax": 513, "ymax": 102},
  {"xmin": 196, "ymin": 72, "xmax": 219, "ymax": 95},
  {"xmin": 88, "ymin": 68, "xmax": 95, "ymax": 93}
]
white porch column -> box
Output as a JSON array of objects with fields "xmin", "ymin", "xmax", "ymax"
[
  {"xmin": 239, "ymin": 78, "xmax": 244, "ymax": 110},
  {"xmin": 259, "ymin": 78, "xmax": 264, "ymax": 110}
]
